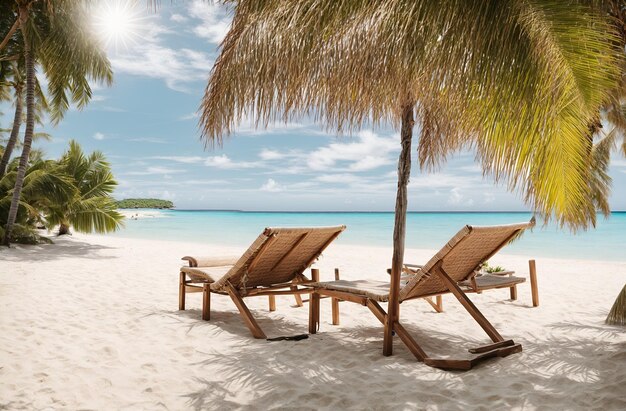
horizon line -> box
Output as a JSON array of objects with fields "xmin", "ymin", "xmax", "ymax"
[{"xmin": 165, "ymin": 209, "xmax": 626, "ymax": 214}]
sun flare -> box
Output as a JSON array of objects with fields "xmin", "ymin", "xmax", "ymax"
[{"xmin": 93, "ymin": 1, "xmax": 142, "ymax": 50}]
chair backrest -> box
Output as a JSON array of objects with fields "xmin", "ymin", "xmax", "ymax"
[
  {"xmin": 212, "ymin": 225, "xmax": 346, "ymax": 290},
  {"xmin": 398, "ymin": 220, "xmax": 534, "ymax": 301}
]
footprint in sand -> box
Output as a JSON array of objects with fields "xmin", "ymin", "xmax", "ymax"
[{"xmin": 141, "ymin": 363, "xmax": 157, "ymax": 371}]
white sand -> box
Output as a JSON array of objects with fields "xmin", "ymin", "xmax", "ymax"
[{"xmin": 1, "ymin": 233, "xmax": 625, "ymax": 410}]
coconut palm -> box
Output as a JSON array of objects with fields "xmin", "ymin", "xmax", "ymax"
[
  {"xmin": 44, "ymin": 140, "xmax": 123, "ymax": 236},
  {"xmin": 0, "ymin": 61, "xmax": 24, "ymax": 179},
  {"xmin": 2, "ymin": 0, "xmax": 113, "ymax": 246},
  {"xmin": 0, "ymin": 58, "xmax": 50, "ymax": 180},
  {"xmin": 200, "ymin": 1, "xmax": 622, "ymax": 355}
]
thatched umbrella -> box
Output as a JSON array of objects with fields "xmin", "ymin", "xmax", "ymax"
[{"xmin": 200, "ymin": 1, "xmax": 621, "ymax": 355}]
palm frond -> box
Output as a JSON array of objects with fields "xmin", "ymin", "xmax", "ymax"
[
  {"xmin": 69, "ymin": 196, "xmax": 124, "ymax": 234},
  {"xmin": 33, "ymin": 1, "xmax": 113, "ymax": 123},
  {"xmin": 201, "ymin": 0, "xmax": 621, "ymax": 230}
]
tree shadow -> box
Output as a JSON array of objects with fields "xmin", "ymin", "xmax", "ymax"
[
  {"xmin": 160, "ymin": 303, "xmax": 312, "ymax": 340},
  {"xmin": 0, "ymin": 237, "xmax": 117, "ymax": 262},
  {"xmin": 176, "ymin": 305, "xmax": 626, "ymax": 410}
]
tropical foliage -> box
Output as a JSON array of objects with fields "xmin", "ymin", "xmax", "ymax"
[
  {"xmin": 116, "ymin": 198, "xmax": 174, "ymax": 209},
  {"xmin": 45, "ymin": 141, "xmax": 124, "ymax": 236},
  {"xmin": 0, "ymin": 141, "xmax": 123, "ymax": 243},
  {"xmin": 606, "ymin": 284, "xmax": 626, "ymax": 326},
  {"xmin": 0, "ymin": 149, "xmax": 74, "ymax": 243},
  {"xmin": 0, "ymin": 0, "xmax": 113, "ymax": 245}
]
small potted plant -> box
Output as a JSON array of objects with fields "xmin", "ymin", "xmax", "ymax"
[{"xmin": 478, "ymin": 262, "xmax": 515, "ymax": 277}]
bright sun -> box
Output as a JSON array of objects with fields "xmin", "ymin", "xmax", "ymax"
[{"xmin": 93, "ymin": 1, "xmax": 141, "ymax": 50}]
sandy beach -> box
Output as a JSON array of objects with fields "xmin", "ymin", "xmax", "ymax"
[{"xmin": 1, "ymin": 233, "xmax": 625, "ymax": 410}]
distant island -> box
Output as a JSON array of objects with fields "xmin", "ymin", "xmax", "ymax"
[{"xmin": 116, "ymin": 199, "xmax": 174, "ymax": 209}]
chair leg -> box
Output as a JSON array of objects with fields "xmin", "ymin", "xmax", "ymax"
[
  {"xmin": 424, "ymin": 296, "xmax": 444, "ymax": 313},
  {"xmin": 292, "ymin": 288, "xmax": 304, "ymax": 307},
  {"xmin": 509, "ymin": 285, "xmax": 517, "ymax": 300},
  {"xmin": 179, "ymin": 272, "xmax": 186, "ymax": 310},
  {"xmin": 435, "ymin": 265, "xmax": 504, "ymax": 343},
  {"xmin": 202, "ymin": 284, "xmax": 211, "ymax": 321},
  {"xmin": 366, "ymin": 299, "xmax": 427, "ymax": 361},
  {"xmin": 268, "ymin": 295, "xmax": 276, "ymax": 312},
  {"xmin": 224, "ymin": 282, "xmax": 267, "ymax": 339},
  {"xmin": 529, "ymin": 259, "xmax": 539, "ymax": 307},
  {"xmin": 331, "ymin": 297, "xmax": 340, "ymax": 325},
  {"xmin": 308, "ymin": 291, "xmax": 320, "ymax": 334},
  {"xmin": 331, "ymin": 268, "xmax": 340, "ymax": 325}
]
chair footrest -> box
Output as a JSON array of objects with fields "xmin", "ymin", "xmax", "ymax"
[
  {"xmin": 424, "ymin": 343, "xmax": 522, "ymax": 370},
  {"xmin": 468, "ymin": 339, "xmax": 515, "ymax": 354}
]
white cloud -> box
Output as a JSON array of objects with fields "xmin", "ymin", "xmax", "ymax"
[
  {"xmin": 448, "ymin": 188, "xmax": 462, "ymax": 204},
  {"xmin": 409, "ymin": 173, "xmax": 480, "ymax": 189},
  {"xmin": 315, "ymin": 174, "xmax": 363, "ymax": 184},
  {"xmin": 110, "ymin": 45, "xmax": 213, "ymax": 92},
  {"xmin": 447, "ymin": 187, "xmax": 474, "ymax": 206},
  {"xmin": 233, "ymin": 118, "xmax": 310, "ymax": 136},
  {"xmin": 93, "ymin": 132, "xmax": 105, "ymax": 140},
  {"xmin": 204, "ymin": 154, "xmax": 259, "ymax": 169},
  {"xmin": 170, "ymin": 13, "xmax": 188, "ymax": 23},
  {"xmin": 152, "ymin": 156, "xmax": 204, "ymax": 164},
  {"xmin": 482, "ymin": 192, "xmax": 496, "ymax": 204},
  {"xmin": 307, "ymin": 130, "xmax": 398, "ymax": 171},
  {"xmin": 348, "ymin": 156, "xmax": 392, "ymax": 171},
  {"xmin": 260, "ymin": 178, "xmax": 284, "ymax": 192},
  {"xmin": 126, "ymin": 166, "xmax": 186, "ymax": 176},
  {"xmin": 179, "ymin": 112, "xmax": 199, "ymax": 121},
  {"xmin": 91, "ymin": 94, "xmax": 107, "ymax": 102},
  {"xmin": 259, "ymin": 149, "xmax": 286, "ymax": 161},
  {"xmin": 107, "ymin": 17, "xmax": 213, "ymax": 92},
  {"xmin": 188, "ymin": 1, "xmax": 232, "ymax": 44}
]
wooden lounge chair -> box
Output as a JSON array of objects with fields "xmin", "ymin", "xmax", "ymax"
[
  {"xmin": 306, "ymin": 220, "xmax": 534, "ymax": 370},
  {"xmin": 179, "ymin": 225, "xmax": 346, "ymax": 339},
  {"xmin": 399, "ymin": 260, "xmax": 539, "ymax": 313}
]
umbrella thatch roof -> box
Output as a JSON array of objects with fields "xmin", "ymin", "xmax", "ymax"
[{"xmin": 200, "ymin": 1, "xmax": 620, "ymax": 229}]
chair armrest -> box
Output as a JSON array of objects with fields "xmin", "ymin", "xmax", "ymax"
[{"xmin": 181, "ymin": 256, "xmax": 239, "ymax": 267}]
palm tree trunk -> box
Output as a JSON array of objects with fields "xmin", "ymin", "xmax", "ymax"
[
  {"xmin": 58, "ymin": 223, "xmax": 70, "ymax": 236},
  {"xmin": 3, "ymin": 8, "xmax": 33, "ymax": 246},
  {"xmin": 383, "ymin": 101, "xmax": 415, "ymax": 356},
  {"xmin": 0, "ymin": 85, "xmax": 23, "ymax": 179}
]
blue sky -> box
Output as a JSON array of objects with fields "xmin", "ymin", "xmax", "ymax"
[{"xmin": 10, "ymin": 1, "xmax": 626, "ymax": 211}]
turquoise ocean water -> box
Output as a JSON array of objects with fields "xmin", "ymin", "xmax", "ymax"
[{"xmin": 113, "ymin": 210, "xmax": 626, "ymax": 262}]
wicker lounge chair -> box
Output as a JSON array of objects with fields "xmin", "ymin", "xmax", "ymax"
[
  {"xmin": 306, "ymin": 220, "xmax": 534, "ymax": 370},
  {"xmin": 398, "ymin": 260, "xmax": 539, "ymax": 313},
  {"xmin": 179, "ymin": 225, "xmax": 346, "ymax": 339}
]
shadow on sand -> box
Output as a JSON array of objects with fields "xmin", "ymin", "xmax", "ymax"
[
  {"xmin": 167, "ymin": 302, "xmax": 625, "ymax": 410},
  {"xmin": 0, "ymin": 236, "xmax": 117, "ymax": 262}
]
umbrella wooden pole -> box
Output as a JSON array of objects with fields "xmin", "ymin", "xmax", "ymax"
[{"xmin": 383, "ymin": 101, "xmax": 415, "ymax": 356}]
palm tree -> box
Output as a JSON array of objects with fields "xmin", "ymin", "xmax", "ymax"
[
  {"xmin": 2, "ymin": 0, "xmax": 112, "ymax": 246},
  {"xmin": 200, "ymin": 1, "xmax": 622, "ymax": 355},
  {"xmin": 0, "ymin": 58, "xmax": 50, "ymax": 180},
  {"xmin": 44, "ymin": 140, "xmax": 123, "ymax": 235},
  {"xmin": 0, "ymin": 61, "xmax": 24, "ymax": 180}
]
